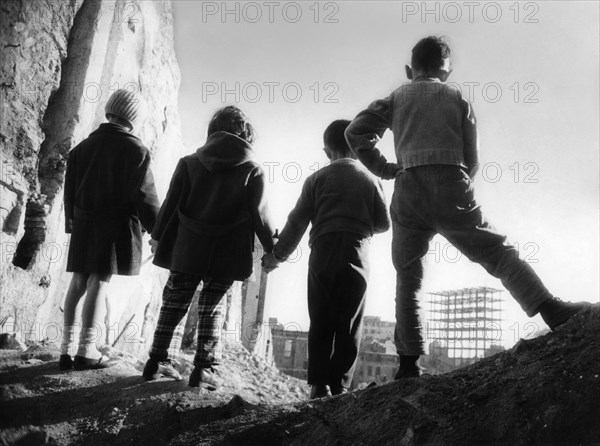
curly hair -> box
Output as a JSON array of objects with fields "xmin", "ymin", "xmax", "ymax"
[
  {"xmin": 207, "ymin": 105, "xmax": 256, "ymax": 144},
  {"xmin": 411, "ymin": 36, "xmax": 451, "ymax": 73}
]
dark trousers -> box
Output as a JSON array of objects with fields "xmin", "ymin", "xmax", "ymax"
[
  {"xmin": 149, "ymin": 272, "xmax": 233, "ymax": 366},
  {"xmin": 307, "ymin": 232, "xmax": 370, "ymax": 388},
  {"xmin": 391, "ymin": 165, "xmax": 553, "ymax": 355}
]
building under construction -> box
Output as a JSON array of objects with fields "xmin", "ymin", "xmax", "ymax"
[{"xmin": 426, "ymin": 287, "xmax": 504, "ymax": 369}]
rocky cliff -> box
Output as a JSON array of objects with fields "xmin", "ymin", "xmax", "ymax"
[{"xmin": 0, "ymin": 0, "xmax": 184, "ymax": 354}]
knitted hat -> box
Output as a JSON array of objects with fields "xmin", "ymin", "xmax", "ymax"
[{"xmin": 105, "ymin": 89, "xmax": 146, "ymax": 129}]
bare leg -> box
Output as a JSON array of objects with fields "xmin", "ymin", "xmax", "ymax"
[
  {"xmin": 63, "ymin": 273, "xmax": 89, "ymax": 326},
  {"xmin": 61, "ymin": 273, "xmax": 89, "ymax": 355},
  {"xmin": 77, "ymin": 273, "xmax": 112, "ymax": 359}
]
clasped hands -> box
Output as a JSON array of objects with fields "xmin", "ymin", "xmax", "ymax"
[{"xmin": 261, "ymin": 252, "xmax": 281, "ymax": 273}]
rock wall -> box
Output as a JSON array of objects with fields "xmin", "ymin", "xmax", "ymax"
[{"xmin": 0, "ymin": 0, "xmax": 184, "ymax": 355}]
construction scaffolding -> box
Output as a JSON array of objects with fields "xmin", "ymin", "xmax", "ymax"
[{"xmin": 427, "ymin": 287, "xmax": 504, "ymax": 366}]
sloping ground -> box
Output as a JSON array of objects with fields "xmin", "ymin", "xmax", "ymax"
[
  {"xmin": 214, "ymin": 305, "xmax": 599, "ymax": 446},
  {"xmin": 1, "ymin": 305, "xmax": 598, "ymax": 446},
  {"xmin": 0, "ymin": 340, "xmax": 308, "ymax": 445}
]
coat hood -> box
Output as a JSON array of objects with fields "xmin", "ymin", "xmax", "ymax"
[{"xmin": 196, "ymin": 131, "xmax": 254, "ymax": 172}]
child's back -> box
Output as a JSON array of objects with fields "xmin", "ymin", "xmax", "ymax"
[
  {"xmin": 144, "ymin": 106, "xmax": 276, "ymax": 388},
  {"xmin": 274, "ymin": 158, "xmax": 389, "ymax": 258},
  {"xmin": 389, "ymin": 81, "xmax": 476, "ymax": 170},
  {"xmin": 68, "ymin": 123, "xmax": 155, "ymax": 214},
  {"xmin": 345, "ymin": 36, "xmax": 588, "ymax": 379},
  {"xmin": 268, "ymin": 119, "xmax": 389, "ymax": 398}
]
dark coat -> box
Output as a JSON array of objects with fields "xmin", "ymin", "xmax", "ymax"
[
  {"xmin": 152, "ymin": 131, "xmax": 275, "ymax": 280},
  {"xmin": 64, "ymin": 123, "xmax": 160, "ymax": 275}
]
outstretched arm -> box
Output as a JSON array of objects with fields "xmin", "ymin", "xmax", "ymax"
[
  {"xmin": 345, "ymin": 95, "xmax": 401, "ymax": 180},
  {"xmin": 272, "ymin": 177, "xmax": 314, "ymax": 261},
  {"xmin": 247, "ymin": 168, "xmax": 277, "ymax": 253}
]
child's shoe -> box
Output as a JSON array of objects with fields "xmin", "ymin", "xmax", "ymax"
[
  {"xmin": 142, "ymin": 358, "xmax": 159, "ymax": 379},
  {"xmin": 143, "ymin": 359, "xmax": 182, "ymax": 381},
  {"xmin": 310, "ymin": 384, "xmax": 332, "ymax": 399},
  {"xmin": 58, "ymin": 354, "xmax": 73, "ymax": 371},
  {"xmin": 188, "ymin": 366, "xmax": 221, "ymax": 390},
  {"xmin": 394, "ymin": 366, "xmax": 423, "ymax": 380},
  {"xmin": 538, "ymin": 297, "xmax": 590, "ymax": 330},
  {"xmin": 330, "ymin": 385, "xmax": 348, "ymax": 396},
  {"xmin": 394, "ymin": 354, "xmax": 423, "ymax": 380}
]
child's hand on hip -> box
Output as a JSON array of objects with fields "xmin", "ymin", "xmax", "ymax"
[{"xmin": 149, "ymin": 239, "xmax": 158, "ymax": 254}]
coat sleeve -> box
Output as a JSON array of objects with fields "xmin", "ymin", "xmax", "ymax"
[
  {"xmin": 372, "ymin": 179, "xmax": 390, "ymax": 234},
  {"xmin": 345, "ymin": 95, "xmax": 401, "ymax": 180},
  {"xmin": 272, "ymin": 176, "xmax": 314, "ymax": 261},
  {"xmin": 247, "ymin": 167, "xmax": 276, "ymax": 253},
  {"xmin": 63, "ymin": 148, "xmax": 76, "ymax": 233},
  {"xmin": 131, "ymin": 149, "xmax": 161, "ymax": 233},
  {"xmin": 151, "ymin": 159, "xmax": 185, "ymax": 242}
]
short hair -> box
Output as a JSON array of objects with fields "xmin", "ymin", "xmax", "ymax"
[
  {"xmin": 207, "ymin": 105, "xmax": 256, "ymax": 144},
  {"xmin": 323, "ymin": 119, "xmax": 352, "ymax": 156},
  {"xmin": 411, "ymin": 36, "xmax": 451, "ymax": 73}
]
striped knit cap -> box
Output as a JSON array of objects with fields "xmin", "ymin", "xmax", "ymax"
[{"xmin": 105, "ymin": 89, "xmax": 146, "ymax": 129}]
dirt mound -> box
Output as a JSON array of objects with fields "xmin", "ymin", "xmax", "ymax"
[
  {"xmin": 215, "ymin": 304, "xmax": 600, "ymax": 446},
  {"xmin": 1, "ymin": 306, "xmax": 598, "ymax": 446},
  {"xmin": 0, "ymin": 340, "xmax": 308, "ymax": 445}
]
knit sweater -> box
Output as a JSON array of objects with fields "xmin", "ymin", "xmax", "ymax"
[
  {"xmin": 345, "ymin": 78, "xmax": 479, "ymax": 179},
  {"xmin": 273, "ymin": 158, "xmax": 390, "ymax": 260}
]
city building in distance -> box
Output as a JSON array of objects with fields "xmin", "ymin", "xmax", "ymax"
[{"xmin": 271, "ymin": 287, "xmax": 506, "ymax": 388}]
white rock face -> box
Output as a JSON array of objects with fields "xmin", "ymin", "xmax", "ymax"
[
  {"xmin": 0, "ymin": 0, "xmax": 271, "ymax": 361},
  {"xmin": 0, "ymin": 0, "xmax": 185, "ymax": 355}
]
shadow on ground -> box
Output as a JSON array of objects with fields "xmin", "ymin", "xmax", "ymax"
[{"xmin": 1, "ymin": 306, "xmax": 599, "ymax": 446}]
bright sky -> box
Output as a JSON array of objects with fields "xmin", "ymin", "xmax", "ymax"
[{"xmin": 169, "ymin": 1, "xmax": 599, "ymax": 348}]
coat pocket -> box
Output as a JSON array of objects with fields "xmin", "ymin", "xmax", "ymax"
[{"xmin": 173, "ymin": 210, "xmax": 254, "ymax": 279}]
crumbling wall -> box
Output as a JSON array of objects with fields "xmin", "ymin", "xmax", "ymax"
[{"xmin": 0, "ymin": 0, "xmax": 184, "ymax": 356}]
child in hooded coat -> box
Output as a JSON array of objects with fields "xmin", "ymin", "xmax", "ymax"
[{"xmin": 144, "ymin": 106, "xmax": 276, "ymax": 388}]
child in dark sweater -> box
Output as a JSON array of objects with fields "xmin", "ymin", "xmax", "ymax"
[
  {"xmin": 345, "ymin": 36, "xmax": 589, "ymax": 378},
  {"xmin": 263, "ymin": 120, "xmax": 390, "ymax": 398}
]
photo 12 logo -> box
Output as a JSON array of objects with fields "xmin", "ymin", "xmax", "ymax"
[
  {"xmin": 401, "ymin": 1, "xmax": 540, "ymax": 24},
  {"xmin": 402, "ymin": 2, "xmax": 540, "ymax": 24},
  {"xmin": 201, "ymin": 81, "xmax": 340, "ymax": 104},
  {"xmin": 200, "ymin": 1, "xmax": 340, "ymax": 24}
]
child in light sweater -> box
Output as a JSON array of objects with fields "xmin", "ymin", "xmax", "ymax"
[
  {"xmin": 345, "ymin": 36, "xmax": 589, "ymax": 379},
  {"xmin": 263, "ymin": 120, "xmax": 390, "ymax": 398}
]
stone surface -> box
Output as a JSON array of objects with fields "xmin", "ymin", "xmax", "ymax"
[{"xmin": 0, "ymin": 0, "xmax": 185, "ymax": 357}]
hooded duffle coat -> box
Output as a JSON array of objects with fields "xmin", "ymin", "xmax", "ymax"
[{"xmin": 151, "ymin": 131, "xmax": 275, "ymax": 281}]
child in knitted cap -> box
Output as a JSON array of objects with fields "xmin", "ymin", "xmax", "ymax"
[{"xmin": 60, "ymin": 88, "xmax": 160, "ymax": 370}]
